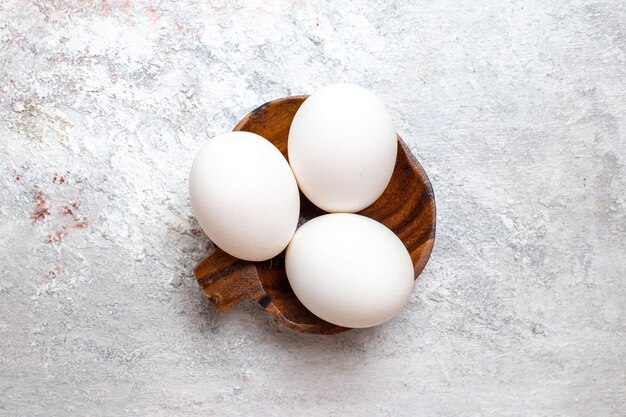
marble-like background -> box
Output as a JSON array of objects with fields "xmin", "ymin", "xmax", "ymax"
[{"xmin": 1, "ymin": 1, "xmax": 624, "ymax": 416}]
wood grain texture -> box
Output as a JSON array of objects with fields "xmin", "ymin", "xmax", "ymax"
[{"xmin": 195, "ymin": 96, "xmax": 436, "ymax": 334}]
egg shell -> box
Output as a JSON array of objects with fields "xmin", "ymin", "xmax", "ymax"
[
  {"xmin": 288, "ymin": 84, "xmax": 397, "ymax": 213},
  {"xmin": 285, "ymin": 213, "xmax": 414, "ymax": 328},
  {"xmin": 189, "ymin": 131, "xmax": 300, "ymax": 261}
]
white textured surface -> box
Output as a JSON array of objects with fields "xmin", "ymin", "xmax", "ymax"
[{"xmin": 0, "ymin": 1, "xmax": 625, "ymax": 416}]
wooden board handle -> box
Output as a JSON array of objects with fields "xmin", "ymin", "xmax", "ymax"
[{"xmin": 194, "ymin": 248, "xmax": 265, "ymax": 312}]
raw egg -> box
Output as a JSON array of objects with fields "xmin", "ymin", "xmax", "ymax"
[
  {"xmin": 285, "ymin": 213, "xmax": 414, "ymax": 328},
  {"xmin": 189, "ymin": 131, "xmax": 300, "ymax": 261},
  {"xmin": 288, "ymin": 84, "xmax": 397, "ymax": 213}
]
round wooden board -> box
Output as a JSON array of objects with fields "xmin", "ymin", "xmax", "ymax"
[{"xmin": 195, "ymin": 96, "xmax": 436, "ymax": 334}]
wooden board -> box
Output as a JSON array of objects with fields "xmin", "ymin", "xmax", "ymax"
[{"xmin": 195, "ymin": 96, "xmax": 436, "ymax": 334}]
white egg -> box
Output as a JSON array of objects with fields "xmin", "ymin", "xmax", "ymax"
[
  {"xmin": 285, "ymin": 213, "xmax": 414, "ymax": 328},
  {"xmin": 189, "ymin": 131, "xmax": 300, "ymax": 261},
  {"xmin": 288, "ymin": 84, "xmax": 397, "ymax": 213}
]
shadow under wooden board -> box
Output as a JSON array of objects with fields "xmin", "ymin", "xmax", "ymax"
[{"xmin": 195, "ymin": 95, "xmax": 436, "ymax": 335}]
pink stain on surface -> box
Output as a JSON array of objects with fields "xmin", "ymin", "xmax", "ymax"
[
  {"xmin": 73, "ymin": 217, "xmax": 90, "ymax": 229},
  {"xmin": 52, "ymin": 173, "xmax": 67, "ymax": 185},
  {"xmin": 31, "ymin": 190, "xmax": 51, "ymax": 222},
  {"xmin": 146, "ymin": 6, "xmax": 160, "ymax": 24},
  {"xmin": 44, "ymin": 201, "xmax": 90, "ymax": 243},
  {"xmin": 61, "ymin": 201, "xmax": 80, "ymax": 218},
  {"xmin": 101, "ymin": 0, "xmax": 112, "ymax": 13},
  {"xmin": 45, "ymin": 227, "xmax": 68, "ymax": 245},
  {"xmin": 43, "ymin": 216, "xmax": 89, "ymax": 244},
  {"xmin": 45, "ymin": 266, "xmax": 63, "ymax": 279}
]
